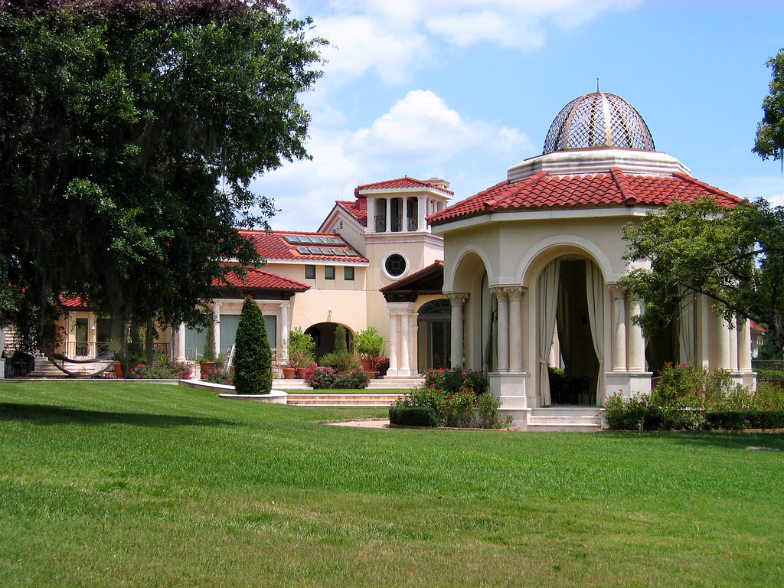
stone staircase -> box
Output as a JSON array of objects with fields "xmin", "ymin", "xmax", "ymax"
[
  {"xmin": 25, "ymin": 353, "xmax": 114, "ymax": 378},
  {"xmin": 272, "ymin": 376, "xmax": 423, "ymax": 391},
  {"xmin": 502, "ymin": 407, "xmax": 604, "ymax": 432},
  {"xmin": 286, "ymin": 393, "xmax": 406, "ymax": 407}
]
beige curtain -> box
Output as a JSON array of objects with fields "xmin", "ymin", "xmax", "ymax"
[
  {"xmin": 585, "ymin": 261, "xmax": 605, "ymax": 405},
  {"xmin": 538, "ymin": 260, "xmax": 560, "ymax": 406}
]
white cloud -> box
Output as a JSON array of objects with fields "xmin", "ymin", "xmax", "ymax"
[
  {"xmin": 252, "ymin": 90, "xmax": 531, "ymax": 230},
  {"xmin": 293, "ymin": 0, "xmax": 641, "ymax": 85}
]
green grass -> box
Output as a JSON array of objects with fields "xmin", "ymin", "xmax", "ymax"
[{"xmin": 1, "ymin": 381, "xmax": 783, "ymax": 587}]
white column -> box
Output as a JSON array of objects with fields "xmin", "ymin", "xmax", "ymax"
[
  {"xmin": 399, "ymin": 312, "xmax": 411, "ymax": 376},
  {"xmin": 729, "ymin": 316, "xmax": 739, "ymax": 372},
  {"xmin": 417, "ymin": 196, "xmax": 426, "ymax": 232},
  {"xmin": 388, "ymin": 311, "xmax": 399, "ymax": 375},
  {"xmin": 212, "ymin": 302, "xmax": 221, "ymax": 358},
  {"xmin": 699, "ymin": 295, "xmax": 712, "ymax": 369},
  {"xmin": 385, "ymin": 198, "xmax": 391, "ymax": 233},
  {"xmin": 410, "ymin": 319, "xmax": 418, "ymax": 374},
  {"xmin": 738, "ymin": 317, "xmax": 752, "ymax": 373},
  {"xmin": 176, "ymin": 322, "xmax": 186, "ymax": 362},
  {"xmin": 492, "ymin": 287, "xmax": 509, "ymax": 372},
  {"xmin": 280, "ymin": 301, "xmax": 290, "ymax": 363},
  {"xmin": 508, "ymin": 287, "xmax": 524, "ymax": 372},
  {"xmin": 402, "ymin": 198, "xmax": 409, "ymax": 233},
  {"xmin": 447, "ymin": 293, "xmax": 469, "ymax": 368},
  {"xmin": 366, "ymin": 197, "xmax": 376, "ymax": 233},
  {"xmin": 628, "ymin": 298, "xmax": 645, "ymax": 371},
  {"xmin": 716, "ymin": 315, "xmax": 731, "ymax": 370},
  {"xmin": 611, "ymin": 285, "xmax": 627, "ymax": 371}
]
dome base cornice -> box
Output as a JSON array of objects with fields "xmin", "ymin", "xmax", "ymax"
[{"xmin": 507, "ymin": 148, "xmax": 690, "ymax": 183}]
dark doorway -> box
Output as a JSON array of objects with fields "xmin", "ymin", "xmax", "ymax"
[
  {"xmin": 418, "ymin": 299, "xmax": 451, "ymax": 370},
  {"xmin": 306, "ymin": 322, "xmax": 352, "ymax": 360}
]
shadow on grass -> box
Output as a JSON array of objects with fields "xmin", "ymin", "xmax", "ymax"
[
  {"xmin": 605, "ymin": 430, "xmax": 784, "ymax": 450},
  {"xmin": 0, "ymin": 402, "xmax": 234, "ymax": 428}
]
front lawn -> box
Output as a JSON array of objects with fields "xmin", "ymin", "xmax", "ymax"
[{"xmin": 0, "ymin": 381, "xmax": 782, "ymax": 587}]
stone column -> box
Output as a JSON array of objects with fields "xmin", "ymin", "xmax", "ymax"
[
  {"xmin": 508, "ymin": 287, "xmax": 524, "ymax": 372},
  {"xmin": 402, "ymin": 198, "xmax": 409, "ymax": 233},
  {"xmin": 280, "ymin": 301, "xmax": 290, "ymax": 363},
  {"xmin": 491, "ymin": 287, "xmax": 509, "ymax": 372},
  {"xmin": 417, "ymin": 195, "xmax": 426, "ymax": 232},
  {"xmin": 699, "ymin": 295, "xmax": 712, "ymax": 369},
  {"xmin": 611, "ymin": 285, "xmax": 627, "ymax": 371},
  {"xmin": 716, "ymin": 315, "xmax": 731, "ymax": 371},
  {"xmin": 738, "ymin": 317, "xmax": 752, "ymax": 373},
  {"xmin": 385, "ymin": 198, "xmax": 391, "ymax": 233},
  {"xmin": 399, "ymin": 312, "xmax": 411, "ymax": 376},
  {"xmin": 213, "ymin": 302, "xmax": 221, "ymax": 358},
  {"xmin": 447, "ymin": 293, "xmax": 469, "ymax": 368},
  {"xmin": 729, "ymin": 316, "xmax": 739, "ymax": 372},
  {"xmin": 366, "ymin": 198, "xmax": 376, "ymax": 233},
  {"xmin": 627, "ymin": 298, "xmax": 645, "ymax": 371},
  {"xmin": 176, "ymin": 322, "xmax": 186, "ymax": 362},
  {"xmin": 388, "ymin": 311, "xmax": 399, "ymax": 375}
]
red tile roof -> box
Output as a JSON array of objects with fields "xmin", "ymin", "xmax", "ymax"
[
  {"xmin": 240, "ymin": 230, "xmax": 367, "ymax": 263},
  {"xmin": 355, "ymin": 176, "xmax": 453, "ymax": 197},
  {"xmin": 60, "ymin": 294, "xmax": 89, "ymax": 309},
  {"xmin": 428, "ymin": 168, "xmax": 744, "ymax": 225},
  {"xmin": 335, "ymin": 200, "xmax": 368, "ymax": 226},
  {"xmin": 216, "ymin": 268, "xmax": 309, "ymax": 292}
]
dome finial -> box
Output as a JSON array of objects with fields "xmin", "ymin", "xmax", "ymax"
[{"xmin": 596, "ymin": 77, "xmax": 600, "ymax": 93}]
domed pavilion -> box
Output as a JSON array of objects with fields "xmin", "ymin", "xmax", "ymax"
[{"xmin": 428, "ymin": 91, "xmax": 754, "ymax": 427}]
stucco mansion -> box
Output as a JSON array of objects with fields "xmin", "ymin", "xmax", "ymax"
[{"xmin": 35, "ymin": 91, "xmax": 759, "ymax": 413}]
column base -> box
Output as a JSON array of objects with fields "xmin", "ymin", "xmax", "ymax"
[
  {"xmin": 604, "ymin": 371, "xmax": 653, "ymax": 402},
  {"xmin": 489, "ymin": 371, "xmax": 533, "ymax": 409}
]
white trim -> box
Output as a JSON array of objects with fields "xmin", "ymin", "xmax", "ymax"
[
  {"xmin": 432, "ymin": 206, "xmax": 657, "ymax": 235},
  {"xmin": 442, "ymin": 245, "xmax": 494, "ymax": 293},
  {"xmin": 515, "ymin": 235, "xmax": 616, "ymax": 283},
  {"xmin": 358, "ymin": 186, "xmax": 452, "ymax": 199},
  {"xmin": 264, "ymin": 258, "xmax": 369, "ymax": 267}
]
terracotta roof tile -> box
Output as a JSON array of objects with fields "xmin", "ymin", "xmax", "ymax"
[
  {"xmin": 240, "ymin": 230, "xmax": 368, "ymax": 263},
  {"xmin": 216, "ymin": 268, "xmax": 309, "ymax": 292},
  {"xmin": 428, "ymin": 169, "xmax": 744, "ymax": 225},
  {"xmin": 336, "ymin": 200, "xmax": 368, "ymax": 226},
  {"xmin": 355, "ymin": 176, "xmax": 453, "ymax": 197}
]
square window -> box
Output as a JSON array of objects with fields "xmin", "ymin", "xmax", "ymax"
[
  {"xmin": 344, "ymin": 266, "xmax": 354, "ymax": 281},
  {"xmin": 305, "ymin": 265, "xmax": 315, "ymax": 279},
  {"xmin": 325, "ymin": 266, "xmax": 335, "ymax": 280}
]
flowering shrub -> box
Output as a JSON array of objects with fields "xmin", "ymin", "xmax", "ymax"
[
  {"xmin": 305, "ymin": 366, "xmax": 337, "ymax": 389},
  {"xmin": 128, "ymin": 359, "xmax": 191, "ymax": 379},
  {"xmin": 333, "ymin": 367, "xmax": 369, "ymax": 389},
  {"xmin": 373, "ymin": 357, "xmax": 389, "ymax": 377},
  {"xmin": 204, "ymin": 369, "xmax": 233, "ymax": 385},
  {"xmin": 393, "ymin": 368, "xmax": 507, "ymax": 428},
  {"xmin": 605, "ymin": 363, "xmax": 784, "ymax": 431}
]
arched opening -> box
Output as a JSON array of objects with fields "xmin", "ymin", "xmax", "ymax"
[
  {"xmin": 537, "ymin": 256, "xmax": 602, "ymax": 406},
  {"xmin": 417, "ymin": 299, "xmax": 451, "ymax": 370},
  {"xmin": 305, "ymin": 322, "xmax": 353, "ymax": 360},
  {"xmin": 451, "ymin": 251, "xmax": 492, "ymax": 371}
]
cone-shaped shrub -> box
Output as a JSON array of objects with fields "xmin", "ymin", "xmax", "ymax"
[{"xmin": 233, "ymin": 297, "xmax": 272, "ymax": 395}]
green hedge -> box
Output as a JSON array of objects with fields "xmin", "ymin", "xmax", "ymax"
[
  {"xmin": 389, "ymin": 406, "xmax": 437, "ymax": 427},
  {"xmin": 756, "ymin": 369, "xmax": 784, "ymax": 387},
  {"xmin": 705, "ymin": 409, "xmax": 784, "ymax": 430}
]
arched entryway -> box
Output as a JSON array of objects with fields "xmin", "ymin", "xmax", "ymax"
[
  {"xmin": 305, "ymin": 322, "xmax": 353, "ymax": 360},
  {"xmin": 417, "ymin": 299, "xmax": 451, "ymax": 370},
  {"xmin": 537, "ymin": 257, "xmax": 604, "ymax": 406}
]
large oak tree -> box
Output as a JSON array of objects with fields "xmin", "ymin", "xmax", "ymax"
[{"xmin": 0, "ymin": 0, "xmax": 323, "ymax": 359}]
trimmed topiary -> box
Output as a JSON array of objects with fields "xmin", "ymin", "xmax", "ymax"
[{"xmin": 233, "ymin": 297, "xmax": 272, "ymax": 395}]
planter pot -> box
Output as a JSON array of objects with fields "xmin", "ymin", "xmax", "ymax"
[
  {"xmin": 113, "ymin": 362, "xmax": 124, "ymax": 379},
  {"xmin": 359, "ymin": 358, "xmax": 374, "ymax": 372},
  {"xmin": 200, "ymin": 362, "xmax": 218, "ymax": 378},
  {"xmin": 282, "ymin": 366, "xmax": 296, "ymax": 379},
  {"xmin": 296, "ymin": 367, "xmax": 309, "ymax": 379}
]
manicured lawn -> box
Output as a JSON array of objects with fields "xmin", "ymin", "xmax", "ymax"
[{"xmin": 1, "ymin": 381, "xmax": 783, "ymax": 587}]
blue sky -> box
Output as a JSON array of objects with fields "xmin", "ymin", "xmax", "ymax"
[{"xmin": 251, "ymin": 0, "xmax": 784, "ymax": 231}]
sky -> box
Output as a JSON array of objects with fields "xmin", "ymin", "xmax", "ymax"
[{"xmin": 250, "ymin": 0, "xmax": 784, "ymax": 231}]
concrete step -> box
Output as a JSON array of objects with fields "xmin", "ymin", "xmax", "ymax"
[
  {"xmin": 272, "ymin": 378, "xmax": 313, "ymax": 390},
  {"xmin": 502, "ymin": 407, "xmax": 605, "ymax": 432},
  {"xmin": 366, "ymin": 377, "xmax": 423, "ymax": 390},
  {"xmin": 287, "ymin": 393, "xmax": 406, "ymax": 407}
]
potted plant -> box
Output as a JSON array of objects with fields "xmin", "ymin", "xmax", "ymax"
[
  {"xmin": 288, "ymin": 327, "xmax": 315, "ymax": 378},
  {"xmin": 353, "ymin": 327, "xmax": 384, "ymax": 372}
]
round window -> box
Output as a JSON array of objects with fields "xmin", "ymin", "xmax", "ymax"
[{"xmin": 385, "ymin": 254, "xmax": 407, "ymax": 277}]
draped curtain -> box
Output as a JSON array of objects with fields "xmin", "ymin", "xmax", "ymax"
[
  {"xmin": 556, "ymin": 278, "xmax": 571, "ymax": 372},
  {"xmin": 585, "ymin": 261, "xmax": 605, "ymax": 405},
  {"xmin": 538, "ymin": 260, "xmax": 560, "ymax": 406}
]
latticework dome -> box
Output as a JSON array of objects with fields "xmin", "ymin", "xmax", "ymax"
[{"xmin": 543, "ymin": 92, "xmax": 655, "ymax": 154}]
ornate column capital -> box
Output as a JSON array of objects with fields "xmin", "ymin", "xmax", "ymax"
[{"xmin": 445, "ymin": 292, "xmax": 469, "ymax": 306}]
